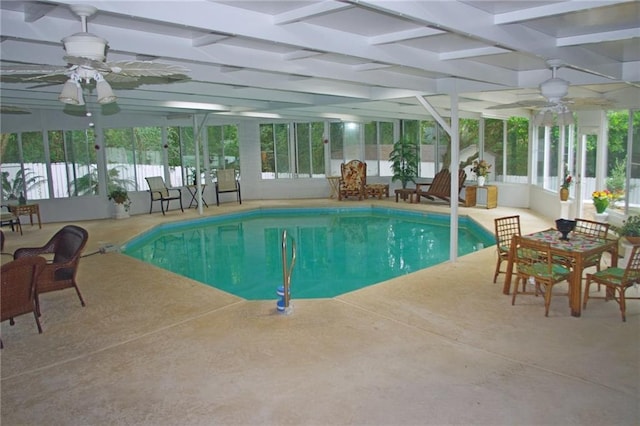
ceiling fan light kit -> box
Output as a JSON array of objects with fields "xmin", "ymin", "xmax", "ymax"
[
  {"xmin": 95, "ymin": 74, "xmax": 117, "ymax": 104},
  {"xmin": 533, "ymin": 104, "xmax": 574, "ymax": 127},
  {"xmin": 58, "ymin": 75, "xmax": 83, "ymax": 105}
]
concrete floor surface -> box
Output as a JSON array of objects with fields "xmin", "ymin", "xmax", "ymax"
[{"xmin": 1, "ymin": 199, "xmax": 638, "ymax": 425}]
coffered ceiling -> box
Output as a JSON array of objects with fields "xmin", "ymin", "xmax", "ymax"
[{"xmin": 1, "ymin": 0, "xmax": 638, "ymax": 121}]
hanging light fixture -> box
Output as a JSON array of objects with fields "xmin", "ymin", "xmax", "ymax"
[
  {"xmin": 58, "ymin": 69, "xmax": 117, "ymax": 105},
  {"xmin": 542, "ymin": 110, "xmax": 555, "ymax": 127},
  {"xmin": 58, "ymin": 74, "xmax": 83, "ymax": 104},
  {"xmin": 94, "ymin": 73, "xmax": 117, "ymax": 104},
  {"xmin": 534, "ymin": 105, "xmax": 574, "ymax": 127}
]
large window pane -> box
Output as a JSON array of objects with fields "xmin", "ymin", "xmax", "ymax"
[
  {"xmin": 103, "ymin": 128, "xmax": 136, "ymax": 192},
  {"xmin": 484, "ymin": 119, "xmax": 504, "ymax": 182},
  {"xmin": 259, "ymin": 123, "xmax": 290, "ymax": 179},
  {"xmin": 1, "ymin": 133, "xmax": 22, "ymax": 201},
  {"xmin": 505, "ymin": 118, "xmax": 529, "ymax": 183},
  {"xmin": 50, "ymin": 129, "xmax": 97, "ymax": 197},
  {"xmin": 207, "ymin": 124, "xmax": 239, "ymax": 173},
  {"xmin": 296, "ymin": 123, "xmax": 311, "ymax": 177},
  {"xmin": 21, "ymin": 131, "xmax": 48, "ymax": 200}
]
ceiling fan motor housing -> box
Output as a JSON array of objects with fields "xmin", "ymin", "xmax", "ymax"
[{"xmin": 62, "ymin": 32, "xmax": 108, "ymax": 62}]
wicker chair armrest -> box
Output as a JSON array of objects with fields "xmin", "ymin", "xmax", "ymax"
[
  {"xmin": 14, "ymin": 245, "xmax": 55, "ymax": 259},
  {"xmin": 39, "ymin": 259, "xmax": 78, "ymax": 282}
]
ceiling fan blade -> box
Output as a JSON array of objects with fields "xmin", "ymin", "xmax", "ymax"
[
  {"xmin": 106, "ymin": 61, "xmax": 190, "ymax": 77},
  {"xmin": 63, "ymin": 55, "xmax": 112, "ymax": 73},
  {"xmin": 0, "ymin": 63, "xmax": 69, "ymax": 76},
  {"xmin": 0, "ymin": 105, "xmax": 32, "ymax": 114},
  {"xmin": 487, "ymin": 100, "xmax": 553, "ymax": 110},
  {"xmin": 567, "ymin": 97, "xmax": 615, "ymax": 108}
]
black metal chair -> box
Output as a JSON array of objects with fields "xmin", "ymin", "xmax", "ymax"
[
  {"xmin": 145, "ymin": 176, "xmax": 184, "ymax": 215},
  {"xmin": 215, "ymin": 169, "xmax": 241, "ymax": 206}
]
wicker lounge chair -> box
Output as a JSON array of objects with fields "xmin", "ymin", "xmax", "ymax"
[
  {"xmin": 13, "ymin": 225, "xmax": 89, "ymax": 310},
  {"xmin": 338, "ymin": 160, "xmax": 367, "ymax": 201},
  {"xmin": 145, "ymin": 176, "xmax": 184, "ymax": 215},
  {"xmin": 1, "ymin": 256, "xmax": 47, "ymax": 348},
  {"xmin": 414, "ymin": 169, "xmax": 467, "ymax": 204}
]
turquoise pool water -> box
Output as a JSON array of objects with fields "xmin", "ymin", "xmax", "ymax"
[{"xmin": 122, "ymin": 207, "xmax": 494, "ymax": 299}]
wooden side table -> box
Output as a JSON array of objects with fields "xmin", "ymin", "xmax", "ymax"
[
  {"xmin": 395, "ymin": 188, "xmax": 416, "ymax": 203},
  {"xmin": 9, "ymin": 203, "xmax": 42, "ymax": 228},
  {"xmin": 464, "ymin": 185, "xmax": 498, "ymax": 209}
]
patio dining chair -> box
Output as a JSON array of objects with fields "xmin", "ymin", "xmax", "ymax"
[
  {"xmin": 1, "ymin": 256, "xmax": 47, "ymax": 348},
  {"xmin": 511, "ymin": 236, "xmax": 572, "ymax": 317},
  {"xmin": 493, "ymin": 215, "xmax": 521, "ymax": 283},
  {"xmin": 145, "ymin": 176, "xmax": 184, "ymax": 215},
  {"xmin": 215, "ymin": 169, "xmax": 241, "ymax": 206},
  {"xmin": 583, "ymin": 243, "xmax": 640, "ymax": 321}
]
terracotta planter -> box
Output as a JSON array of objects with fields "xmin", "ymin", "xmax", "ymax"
[
  {"xmin": 559, "ymin": 187, "xmax": 569, "ymax": 201},
  {"xmin": 626, "ymin": 236, "xmax": 640, "ymax": 245}
]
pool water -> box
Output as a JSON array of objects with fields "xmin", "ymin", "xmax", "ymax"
[{"xmin": 122, "ymin": 207, "xmax": 494, "ymax": 300}]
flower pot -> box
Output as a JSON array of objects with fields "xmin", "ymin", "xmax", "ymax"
[
  {"xmin": 559, "ymin": 188, "xmax": 569, "ymax": 201},
  {"xmin": 626, "ymin": 236, "xmax": 640, "ymax": 244},
  {"xmin": 594, "ymin": 212, "xmax": 609, "ymax": 223},
  {"xmin": 593, "ymin": 199, "xmax": 609, "ymax": 214},
  {"xmin": 113, "ymin": 202, "xmax": 129, "ymax": 219},
  {"xmin": 477, "ymin": 176, "xmax": 486, "ymax": 187}
]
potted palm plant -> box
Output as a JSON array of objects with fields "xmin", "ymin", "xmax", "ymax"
[
  {"xmin": 389, "ymin": 135, "xmax": 419, "ymax": 189},
  {"xmin": 108, "ymin": 187, "xmax": 131, "ymax": 219}
]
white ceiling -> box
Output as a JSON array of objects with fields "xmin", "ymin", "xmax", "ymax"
[{"xmin": 1, "ymin": 0, "xmax": 639, "ymax": 121}]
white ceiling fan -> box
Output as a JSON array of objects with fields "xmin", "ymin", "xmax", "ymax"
[
  {"xmin": 488, "ymin": 59, "xmax": 614, "ymax": 125},
  {"xmin": 0, "ymin": 4, "xmax": 189, "ymax": 106}
]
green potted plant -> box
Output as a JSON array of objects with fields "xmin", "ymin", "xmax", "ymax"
[
  {"xmin": 389, "ymin": 135, "xmax": 419, "ymax": 189},
  {"xmin": 108, "ymin": 187, "xmax": 131, "ymax": 219}
]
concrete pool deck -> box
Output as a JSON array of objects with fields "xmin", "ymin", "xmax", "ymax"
[{"xmin": 1, "ymin": 198, "xmax": 638, "ymax": 425}]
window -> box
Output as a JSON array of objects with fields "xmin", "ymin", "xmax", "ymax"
[
  {"xmin": 294, "ymin": 122, "xmax": 324, "ymax": 177},
  {"xmin": 505, "ymin": 118, "xmax": 530, "ymax": 184},
  {"xmin": 260, "ymin": 123, "xmax": 290, "ymax": 179},
  {"xmin": 607, "ymin": 110, "xmax": 640, "ymax": 214},
  {"xmin": 1, "ymin": 132, "xmax": 49, "ymax": 201},
  {"xmin": 207, "ymin": 124, "xmax": 239, "ymax": 172},
  {"xmin": 50, "ymin": 129, "xmax": 97, "ymax": 197},
  {"xmin": 261, "ymin": 122, "xmax": 324, "ymax": 179},
  {"xmin": 102, "ymin": 126, "xmax": 168, "ymax": 191}
]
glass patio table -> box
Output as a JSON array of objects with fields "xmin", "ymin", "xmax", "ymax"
[{"xmin": 503, "ymin": 228, "xmax": 618, "ymax": 317}]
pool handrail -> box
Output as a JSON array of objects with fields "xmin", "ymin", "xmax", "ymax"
[{"xmin": 281, "ymin": 229, "xmax": 296, "ymax": 309}]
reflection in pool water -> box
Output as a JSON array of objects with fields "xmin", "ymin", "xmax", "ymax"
[{"xmin": 123, "ymin": 207, "xmax": 494, "ymax": 300}]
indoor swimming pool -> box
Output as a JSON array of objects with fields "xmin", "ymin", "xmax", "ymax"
[{"xmin": 122, "ymin": 207, "xmax": 495, "ymax": 299}]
